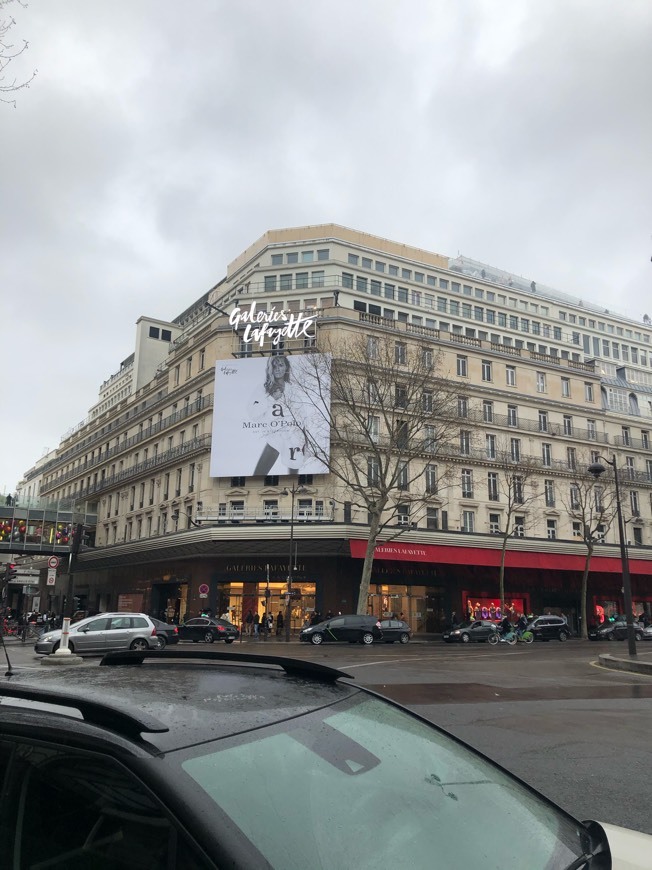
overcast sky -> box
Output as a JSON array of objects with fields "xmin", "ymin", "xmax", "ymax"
[{"xmin": 2, "ymin": 0, "xmax": 651, "ymax": 495}]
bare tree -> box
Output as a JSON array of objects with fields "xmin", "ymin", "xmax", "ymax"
[
  {"xmin": 1, "ymin": 0, "xmax": 37, "ymax": 107},
  {"xmin": 293, "ymin": 331, "xmax": 463, "ymax": 614},
  {"xmin": 489, "ymin": 442, "xmax": 540, "ymax": 613},
  {"xmin": 560, "ymin": 470, "xmax": 616, "ymax": 638}
]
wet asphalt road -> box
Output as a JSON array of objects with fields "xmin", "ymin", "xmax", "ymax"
[{"xmin": 10, "ymin": 637, "xmax": 652, "ymax": 834}]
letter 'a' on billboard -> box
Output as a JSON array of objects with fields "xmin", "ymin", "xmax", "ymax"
[{"xmin": 210, "ymin": 353, "xmax": 331, "ymax": 478}]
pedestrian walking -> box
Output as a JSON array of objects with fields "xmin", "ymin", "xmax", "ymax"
[
  {"xmin": 245, "ymin": 609, "xmax": 254, "ymax": 636},
  {"xmin": 253, "ymin": 612, "xmax": 260, "ymax": 637}
]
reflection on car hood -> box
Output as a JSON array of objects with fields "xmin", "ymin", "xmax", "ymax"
[{"xmin": 598, "ymin": 821, "xmax": 652, "ymax": 869}]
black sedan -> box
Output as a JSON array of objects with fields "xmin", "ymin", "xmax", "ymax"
[
  {"xmin": 151, "ymin": 618, "xmax": 180, "ymax": 650},
  {"xmin": 378, "ymin": 619, "xmax": 411, "ymax": 644},
  {"xmin": 588, "ymin": 618, "xmax": 645, "ymax": 641},
  {"xmin": 442, "ymin": 620, "xmax": 496, "ymax": 644},
  {"xmin": 178, "ymin": 617, "xmax": 240, "ymax": 644}
]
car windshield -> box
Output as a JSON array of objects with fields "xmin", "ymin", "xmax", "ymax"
[
  {"xmin": 454, "ymin": 621, "xmax": 474, "ymax": 629},
  {"xmin": 178, "ymin": 694, "xmax": 586, "ymax": 869}
]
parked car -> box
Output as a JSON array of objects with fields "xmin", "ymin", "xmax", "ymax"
[
  {"xmin": 442, "ymin": 619, "xmax": 496, "ymax": 643},
  {"xmin": 526, "ymin": 615, "xmax": 571, "ymax": 642},
  {"xmin": 378, "ymin": 618, "xmax": 411, "ymax": 644},
  {"xmin": 299, "ymin": 614, "xmax": 382, "ymax": 645},
  {"xmin": 588, "ymin": 617, "xmax": 646, "ymax": 642},
  {"xmin": 1, "ymin": 648, "xmax": 651, "ymax": 869},
  {"xmin": 150, "ymin": 618, "xmax": 180, "ymax": 649},
  {"xmin": 34, "ymin": 612, "xmax": 159, "ymax": 655},
  {"xmin": 178, "ymin": 616, "xmax": 239, "ymax": 644}
]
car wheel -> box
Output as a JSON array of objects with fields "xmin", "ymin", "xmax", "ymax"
[
  {"xmin": 607, "ymin": 632, "xmax": 616, "ymax": 641},
  {"xmin": 130, "ymin": 638, "xmax": 149, "ymax": 651},
  {"xmin": 204, "ymin": 631, "xmax": 215, "ymax": 644},
  {"xmin": 310, "ymin": 633, "xmax": 323, "ymax": 645},
  {"xmin": 51, "ymin": 641, "xmax": 60, "ymax": 654},
  {"xmin": 399, "ymin": 633, "xmax": 410, "ymax": 644},
  {"xmin": 558, "ymin": 631, "xmax": 569, "ymax": 642},
  {"xmin": 156, "ymin": 635, "xmax": 167, "ymax": 650},
  {"xmin": 361, "ymin": 632, "xmax": 374, "ymax": 645},
  {"xmin": 461, "ymin": 633, "xmax": 471, "ymax": 643},
  {"xmin": 635, "ymin": 631, "xmax": 644, "ymax": 641},
  {"xmin": 224, "ymin": 638, "xmax": 235, "ymax": 644}
]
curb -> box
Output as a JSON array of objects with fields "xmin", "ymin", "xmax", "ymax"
[{"xmin": 598, "ymin": 653, "xmax": 652, "ymax": 675}]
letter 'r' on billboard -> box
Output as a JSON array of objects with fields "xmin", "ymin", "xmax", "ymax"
[{"xmin": 209, "ymin": 353, "xmax": 331, "ymax": 478}]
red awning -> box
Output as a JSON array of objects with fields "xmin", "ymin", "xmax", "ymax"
[{"xmin": 348, "ymin": 539, "xmax": 652, "ymax": 576}]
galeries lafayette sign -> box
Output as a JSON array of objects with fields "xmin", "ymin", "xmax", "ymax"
[{"xmin": 229, "ymin": 302, "xmax": 316, "ymax": 347}]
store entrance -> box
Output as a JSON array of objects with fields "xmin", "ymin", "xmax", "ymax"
[
  {"xmin": 367, "ymin": 585, "xmax": 445, "ymax": 634},
  {"xmin": 151, "ymin": 583, "xmax": 188, "ymax": 624}
]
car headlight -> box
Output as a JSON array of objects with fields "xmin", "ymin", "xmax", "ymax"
[{"xmin": 451, "ymin": 630, "xmax": 461, "ymax": 635}]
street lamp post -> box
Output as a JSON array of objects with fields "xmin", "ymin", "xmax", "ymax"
[
  {"xmin": 281, "ymin": 485, "xmax": 307, "ymax": 642},
  {"xmin": 171, "ymin": 510, "xmax": 202, "ymax": 529},
  {"xmin": 588, "ymin": 455, "xmax": 637, "ymax": 658}
]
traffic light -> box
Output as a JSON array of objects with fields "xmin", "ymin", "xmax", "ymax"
[
  {"xmin": 71, "ymin": 524, "xmax": 85, "ymax": 555},
  {"xmin": 4, "ymin": 563, "xmax": 17, "ymax": 582}
]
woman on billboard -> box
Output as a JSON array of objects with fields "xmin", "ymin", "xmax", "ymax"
[{"xmin": 250, "ymin": 355, "xmax": 309, "ymax": 476}]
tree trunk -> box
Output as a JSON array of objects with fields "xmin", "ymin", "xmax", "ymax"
[
  {"xmin": 356, "ymin": 511, "xmax": 383, "ymax": 614},
  {"xmin": 580, "ymin": 547, "xmax": 593, "ymax": 640}
]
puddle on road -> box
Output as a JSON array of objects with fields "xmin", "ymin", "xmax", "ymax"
[{"xmin": 363, "ymin": 681, "xmax": 652, "ymax": 705}]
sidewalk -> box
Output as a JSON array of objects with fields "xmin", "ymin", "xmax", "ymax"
[{"xmin": 597, "ymin": 650, "xmax": 652, "ymax": 676}]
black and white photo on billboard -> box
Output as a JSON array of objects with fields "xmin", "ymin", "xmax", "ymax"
[{"xmin": 210, "ymin": 353, "xmax": 331, "ymax": 477}]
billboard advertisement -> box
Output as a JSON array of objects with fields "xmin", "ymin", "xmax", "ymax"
[{"xmin": 210, "ymin": 353, "xmax": 331, "ymax": 477}]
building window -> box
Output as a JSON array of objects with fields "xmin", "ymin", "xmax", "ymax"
[
  {"xmin": 396, "ymin": 420, "xmax": 409, "ymax": 449},
  {"xmin": 395, "ymin": 385, "xmax": 407, "ymax": 408},
  {"xmin": 231, "ymin": 476, "xmax": 245, "ymax": 488},
  {"xmin": 563, "ymin": 415, "xmax": 573, "ymax": 435},
  {"xmin": 536, "ymin": 372, "xmax": 546, "ymax": 393},
  {"xmin": 570, "ymin": 484, "xmax": 580, "ymax": 511},
  {"xmin": 367, "ymin": 336, "xmax": 379, "ymax": 359},
  {"xmin": 633, "ymin": 527, "xmax": 643, "ymax": 546},
  {"xmin": 546, "ymin": 519, "xmax": 557, "ymax": 540},
  {"xmin": 622, "ymin": 426, "xmax": 631, "ymax": 446},
  {"xmin": 367, "ymin": 457, "xmax": 380, "ymax": 487},
  {"xmin": 368, "ymin": 415, "xmax": 380, "ymax": 443},
  {"xmin": 538, "ymin": 411, "xmax": 548, "ymax": 432},
  {"xmin": 561, "ymin": 377, "xmax": 571, "ymax": 398},
  {"xmin": 481, "ymin": 360, "xmax": 492, "ymax": 382},
  {"xmin": 425, "ymin": 464, "xmax": 438, "ymax": 493},
  {"xmin": 395, "ymin": 342, "xmax": 407, "ymax": 365},
  {"xmin": 426, "ymin": 507, "xmax": 439, "ymax": 530},
  {"xmin": 264, "ymin": 275, "xmax": 277, "ymax": 292},
  {"xmin": 457, "ymin": 396, "xmax": 468, "ymax": 418},
  {"xmin": 264, "ymin": 475, "xmax": 279, "ymax": 487},
  {"xmin": 544, "ymin": 479, "xmax": 555, "ymax": 507},
  {"xmin": 186, "ymin": 357, "xmax": 192, "ymax": 379},
  {"xmin": 461, "ymin": 469, "xmax": 473, "ymax": 498},
  {"xmin": 510, "ymin": 438, "xmax": 521, "ymax": 462},
  {"xmin": 542, "ymin": 443, "xmax": 552, "ymax": 466},
  {"xmin": 513, "ymin": 476, "xmax": 524, "ymax": 504},
  {"xmin": 487, "ymin": 472, "xmax": 499, "ymax": 501},
  {"xmin": 631, "ymin": 491, "xmax": 640, "ymax": 516},
  {"xmin": 567, "ymin": 447, "xmax": 577, "ymax": 471},
  {"xmin": 641, "ymin": 431, "xmax": 650, "ymax": 449},
  {"xmin": 174, "ymin": 365, "xmax": 180, "ymax": 386},
  {"xmin": 585, "ymin": 382, "xmax": 594, "ymax": 402},
  {"xmin": 397, "ymin": 461, "xmax": 409, "ymax": 490},
  {"xmin": 514, "ymin": 516, "xmax": 525, "ymax": 537},
  {"xmin": 422, "ymin": 347, "xmax": 433, "ymax": 369},
  {"xmin": 456, "ymin": 355, "xmax": 468, "ymax": 377},
  {"xmin": 486, "ymin": 434, "xmax": 496, "ymax": 459},
  {"xmin": 199, "ymin": 347, "xmax": 206, "ymax": 370},
  {"xmin": 461, "ymin": 510, "xmax": 475, "ymax": 533},
  {"xmin": 587, "ymin": 419, "xmax": 597, "ymax": 440},
  {"xmin": 422, "ymin": 390, "xmax": 433, "ymax": 413},
  {"xmin": 423, "ymin": 425, "xmax": 436, "ymax": 451},
  {"xmin": 507, "ymin": 405, "xmax": 518, "ymax": 427},
  {"xmin": 489, "ymin": 513, "xmax": 501, "ymax": 534},
  {"xmin": 483, "ymin": 401, "xmax": 494, "ymax": 423},
  {"xmin": 396, "ymin": 503, "xmax": 410, "ymax": 526},
  {"xmin": 460, "ymin": 430, "xmax": 471, "ymax": 455},
  {"xmin": 506, "ymin": 365, "xmax": 516, "ymax": 386}
]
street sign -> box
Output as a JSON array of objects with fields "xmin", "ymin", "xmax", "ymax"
[
  {"xmin": 199, "ymin": 593, "xmax": 208, "ymax": 599},
  {"xmin": 47, "ymin": 568, "xmax": 57, "ymax": 586},
  {"xmin": 48, "ymin": 556, "xmax": 60, "ymax": 569},
  {"xmin": 199, "ymin": 583, "xmax": 209, "ymax": 595}
]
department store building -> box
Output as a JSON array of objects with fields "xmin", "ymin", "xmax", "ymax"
[{"xmin": 17, "ymin": 224, "xmax": 652, "ymax": 634}]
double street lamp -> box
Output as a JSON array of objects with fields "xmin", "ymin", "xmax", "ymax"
[
  {"xmin": 281, "ymin": 485, "xmax": 307, "ymax": 642},
  {"xmin": 588, "ymin": 455, "xmax": 637, "ymax": 658}
]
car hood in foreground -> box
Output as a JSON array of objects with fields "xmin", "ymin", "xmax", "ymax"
[{"xmin": 598, "ymin": 821, "xmax": 652, "ymax": 869}]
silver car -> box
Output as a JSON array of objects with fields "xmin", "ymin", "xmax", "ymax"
[{"xmin": 34, "ymin": 612, "xmax": 159, "ymax": 655}]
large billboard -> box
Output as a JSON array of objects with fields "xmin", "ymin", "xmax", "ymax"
[{"xmin": 210, "ymin": 353, "xmax": 331, "ymax": 477}]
